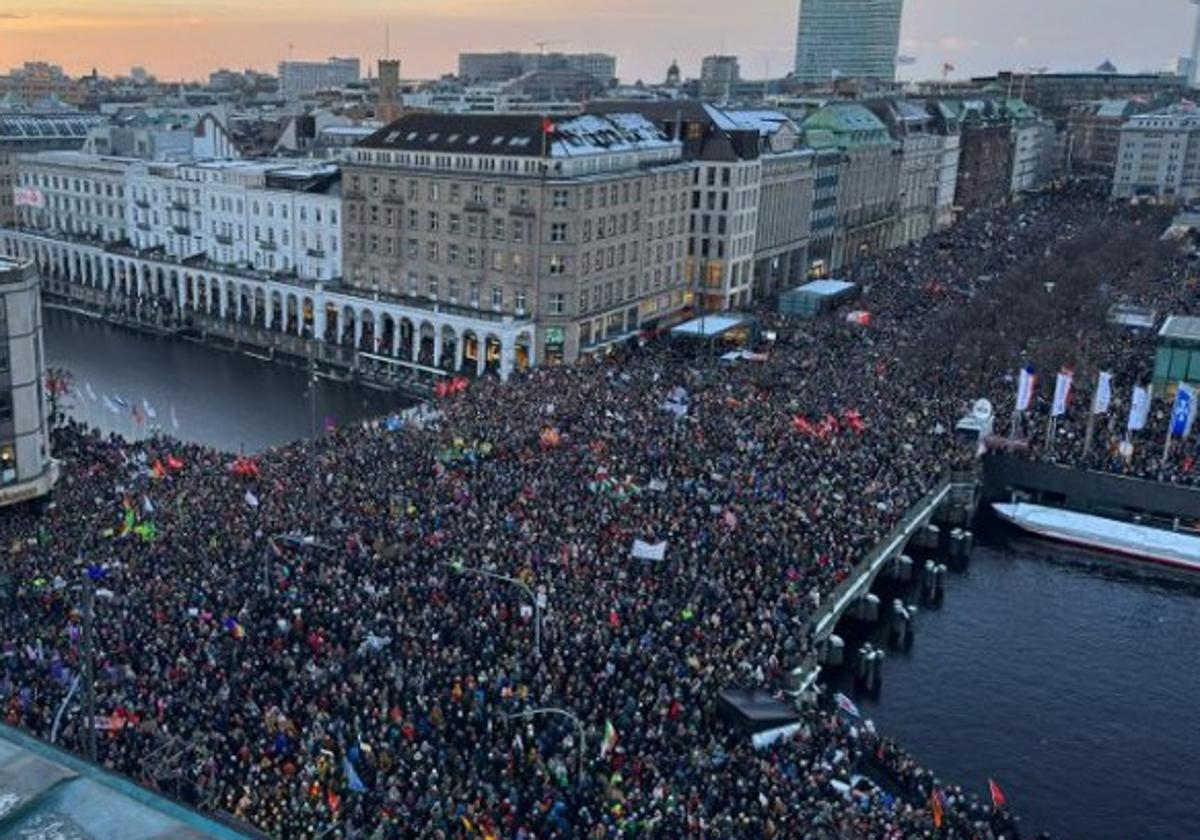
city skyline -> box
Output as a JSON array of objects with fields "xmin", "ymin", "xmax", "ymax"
[{"xmin": 0, "ymin": 0, "xmax": 1194, "ymax": 84}]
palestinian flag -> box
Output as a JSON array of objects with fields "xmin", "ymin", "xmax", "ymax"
[{"xmin": 600, "ymin": 719, "xmax": 618, "ymax": 758}]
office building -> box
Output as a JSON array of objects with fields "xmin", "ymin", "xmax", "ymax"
[
  {"xmin": 1067, "ymin": 99, "xmax": 1143, "ymax": 174},
  {"xmin": 794, "ymin": 0, "xmax": 904, "ymax": 84},
  {"xmin": 14, "ymin": 153, "xmax": 343, "ymax": 283},
  {"xmin": 458, "ymin": 52, "xmax": 617, "ymax": 85},
  {"xmin": 278, "ymin": 57, "xmax": 361, "ymax": 97},
  {"xmin": 0, "ymin": 111, "xmax": 105, "ymax": 227},
  {"xmin": 0, "ymin": 257, "xmax": 57, "ymax": 508},
  {"xmin": 342, "ymin": 112, "xmax": 692, "ymax": 367},
  {"xmin": 1112, "ymin": 106, "xmax": 1200, "ymax": 202},
  {"xmin": 950, "ymin": 101, "xmax": 1013, "ymax": 212},
  {"xmin": 802, "ymin": 103, "xmax": 900, "ymax": 269},
  {"xmin": 867, "ymin": 99, "xmax": 944, "ymax": 247},
  {"xmin": 969, "ymin": 71, "xmax": 1185, "ymax": 119},
  {"xmin": 700, "ymin": 56, "xmax": 741, "ymax": 103}
]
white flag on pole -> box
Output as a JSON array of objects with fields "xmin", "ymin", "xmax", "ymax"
[
  {"xmin": 1127, "ymin": 385, "xmax": 1150, "ymax": 432},
  {"xmin": 1093, "ymin": 371, "xmax": 1113, "ymax": 415},
  {"xmin": 170, "ymin": 403, "xmax": 180, "ymax": 431},
  {"xmin": 1051, "ymin": 369, "xmax": 1073, "ymax": 417},
  {"xmin": 142, "ymin": 399, "xmax": 158, "ymax": 420},
  {"xmin": 1016, "ymin": 366, "xmax": 1037, "ymax": 412},
  {"xmin": 244, "ymin": 489, "xmax": 260, "ymax": 509}
]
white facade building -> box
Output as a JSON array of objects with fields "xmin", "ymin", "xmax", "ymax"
[
  {"xmin": 1111, "ymin": 107, "xmax": 1200, "ymax": 202},
  {"xmin": 15, "ymin": 153, "xmax": 343, "ymax": 283},
  {"xmin": 278, "ymin": 58, "xmax": 361, "ymax": 97},
  {"xmin": 13, "ymin": 152, "xmax": 130, "ymax": 243},
  {"xmin": 1010, "ymin": 120, "xmax": 1046, "ymax": 194}
]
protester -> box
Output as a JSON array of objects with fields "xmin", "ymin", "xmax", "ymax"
[{"xmin": 1, "ymin": 182, "xmax": 1191, "ymax": 840}]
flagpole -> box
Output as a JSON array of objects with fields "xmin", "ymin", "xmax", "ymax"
[
  {"xmin": 1160, "ymin": 386, "xmax": 1176, "ymax": 472},
  {"xmin": 1083, "ymin": 393, "xmax": 1097, "ymax": 457},
  {"xmin": 82, "ymin": 568, "xmax": 97, "ymax": 763}
]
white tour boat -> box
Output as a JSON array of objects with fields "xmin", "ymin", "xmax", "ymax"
[{"xmin": 992, "ymin": 502, "xmax": 1200, "ymax": 573}]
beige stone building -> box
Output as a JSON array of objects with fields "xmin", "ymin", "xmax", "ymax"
[{"xmin": 343, "ymin": 113, "xmax": 693, "ymax": 365}]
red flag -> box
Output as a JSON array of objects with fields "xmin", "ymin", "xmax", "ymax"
[
  {"xmin": 434, "ymin": 381, "xmax": 449, "ymax": 399},
  {"xmin": 166, "ymin": 455, "xmax": 185, "ymax": 471},
  {"xmin": 792, "ymin": 416, "xmax": 816, "ymax": 437},
  {"xmin": 930, "ymin": 788, "xmax": 945, "ymax": 828},
  {"xmin": 988, "ymin": 778, "xmax": 1007, "ymax": 810},
  {"xmin": 542, "ymin": 116, "xmax": 555, "ymax": 135},
  {"xmin": 152, "ymin": 460, "xmax": 167, "ymax": 479}
]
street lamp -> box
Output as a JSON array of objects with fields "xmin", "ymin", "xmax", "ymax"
[
  {"xmin": 505, "ymin": 707, "xmax": 585, "ymax": 783},
  {"xmin": 446, "ymin": 561, "xmax": 542, "ymax": 659}
]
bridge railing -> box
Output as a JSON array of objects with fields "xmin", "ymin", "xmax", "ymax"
[{"xmin": 809, "ymin": 476, "xmax": 961, "ymax": 641}]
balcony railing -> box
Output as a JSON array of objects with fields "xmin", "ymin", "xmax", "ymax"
[
  {"xmin": 172, "ymin": 225, "xmax": 190, "ymax": 236},
  {"xmin": 170, "ymin": 201, "xmax": 190, "ymax": 212},
  {"xmin": 307, "ymin": 248, "xmax": 326, "ymax": 258},
  {"xmin": 215, "ymin": 233, "xmax": 234, "ymax": 245},
  {"xmin": 258, "ymin": 240, "xmax": 278, "ymax": 252}
]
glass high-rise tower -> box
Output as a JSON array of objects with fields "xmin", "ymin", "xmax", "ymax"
[{"xmin": 794, "ymin": 0, "xmax": 903, "ymax": 83}]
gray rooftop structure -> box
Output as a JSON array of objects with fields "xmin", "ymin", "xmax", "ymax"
[
  {"xmin": 0, "ymin": 723, "xmax": 262, "ymax": 840},
  {"xmin": 1159, "ymin": 315, "xmax": 1200, "ymax": 347}
]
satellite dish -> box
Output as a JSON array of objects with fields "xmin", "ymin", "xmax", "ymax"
[{"xmin": 973, "ymin": 399, "xmax": 994, "ymax": 421}]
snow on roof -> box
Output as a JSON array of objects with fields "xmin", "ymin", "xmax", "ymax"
[
  {"xmin": 671, "ymin": 314, "xmax": 750, "ymax": 338},
  {"xmin": 797, "ymin": 279, "xmax": 857, "ymax": 296},
  {"xmin": 704, "ymin": 105, "xmax": 793, "ymax": 137},
  {"xmin": 549, "ymin": 112, "xmax": 675, "ymax": 158}
]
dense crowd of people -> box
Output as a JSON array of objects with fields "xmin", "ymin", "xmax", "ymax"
[{"xmin": 1, "ymin": 183, "xmax": 1195, "ymax": 840}]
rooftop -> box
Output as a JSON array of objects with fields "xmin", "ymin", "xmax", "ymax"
[
  {"xmin": 357, "ymin": 112, "xmax": 674, "ymax": 159},
  {"xmin": 1159, "ymin": 315, "xmax": 1200, "ymax": 345},
  {"xmin": 0, "ymin": 112, "xmax": 105, "ymax": 143},
  {"xmin": 0, "ymin": 722, "xmax": 262, "ymax": 839}
]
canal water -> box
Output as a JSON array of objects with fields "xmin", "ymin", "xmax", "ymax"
[
  {"xmin": 848, "ymin": 538, "xmax": 1200, "ymax": 840},
  {"xmin": 43, "ymin": 307, "xmax": 411, "ymax": 453},
  {"xmin": 43, "ymin": 309, "xmax": 1200, "ymax": 839}
]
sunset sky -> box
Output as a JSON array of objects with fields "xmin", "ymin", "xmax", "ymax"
[{"xmin": 0, "ymin": 0, "xmax": 1192, "ymax": 83}]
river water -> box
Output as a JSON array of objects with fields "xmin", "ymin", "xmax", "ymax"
[
  {"xmin": 42, "ymin": 309, "xmax": 1200, "ymax": 839},
  {"xmin": 43, "ymin": 307, "xmax": 410, "ymax": 453},
  {"xmin": 850, "ymin": 536, "xmax": 1200, "ymax": 840}
]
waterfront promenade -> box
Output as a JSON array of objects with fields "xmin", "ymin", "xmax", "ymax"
[{"xmin": 0, "ymin": 186, "xmax": 1195, "ymax": 838}]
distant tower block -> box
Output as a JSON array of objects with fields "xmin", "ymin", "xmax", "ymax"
[
  {"xmin": 1190, "ymin": 0, "xmax": 1200, "ymax": 88},
  {"xmin": 378, "ymin": 59, "xmax": 402, "ymax": 122}
]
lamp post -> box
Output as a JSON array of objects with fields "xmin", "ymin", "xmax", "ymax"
[
  {"xmin": 505, "ymin": 707, "xmax": 585, "ymax": 783},
  {"xmin": 446, "ymin": 561, "xmax": 542, "ymax": 659},
  {"xmin": 82, "ymin": 570, "xmax": 97, "ymax": 763}
]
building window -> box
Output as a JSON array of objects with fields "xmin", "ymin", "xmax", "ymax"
[
  {"xmin": 491, "ymin": 286, "xmax": 503, "ymax": 309},
  {"xmin": 549, "ymin": 255, "xmax": 566, "ymax": 275},
  {"xmin": 552, "ymin": 190, "xmax": 568, "ymax": 209},
  {"xmin": 548, "ymin": 292, "xmax": 565, "ymax": 314},
  {"xmin": 551, "ymin": 222, "xmax": 567, "ymax": 243}
]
